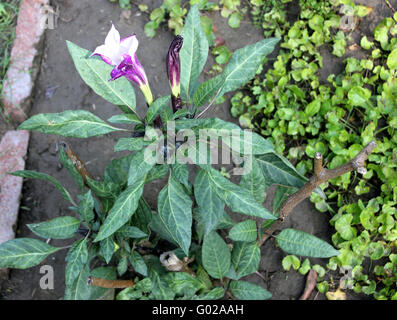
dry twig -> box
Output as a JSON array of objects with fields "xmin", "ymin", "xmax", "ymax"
[
  {"xmin": 299, "ymin": 269, "xmax": 318, "ymax": 300},
  {"xmin": 258, "ymin": 141, "xmax": 377, "ymax": 246}
]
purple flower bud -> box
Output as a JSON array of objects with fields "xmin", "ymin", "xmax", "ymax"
[{"xmin": 166, "ymin": 36, "xmax": 183, "ymax": 112}]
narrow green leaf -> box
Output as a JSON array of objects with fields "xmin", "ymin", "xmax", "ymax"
[
  {"xmin": 276, "ymin": 229, "xmax": 340, "ymax": 258},
  {"xmin": 65, "ymin": 238, "xmax": 88, "ymax": 287},
  {"xmin": 231, "ymin": 241, "xmax": 261, "ymax": 279},
  {"xmin": 0, "ymin": 238, "xmax": 59, "ymax": 269},
  {"xmin": 239, "ymin": 157, "xmax": 266, "ymax": 203},
  {"xmin": 129, "ymin": 250, "xmax": 148, "ymax": 276},
  {"xmin": 219, "ymin": 37, "xmax": 280, "ymax": 96},
  {"xmin": 77, "ymin": 190, "xmax": 95, "ymax": 225},
  {"xmin": 108, "ymin": 114, "xmax": 142, "ymax": 125},
  {"xmin": 193, "ymin": 74, "xmax": 225, "ymax": 107},
  {"xmin": 229, "ymin": 220, "xmax": 257, "ymax": 242},
  {"xmin": 229, "ymin": 280, "xmax": 272, "ymax": 300},
  {"xmin": 65, "ymin": 263, "xmax": 92, "ymax": 300},
  {"xmin": 194, "ymin": 168, "xmax": 225, "ymax": 235},
  {"xmin": 128, "ymin": 148, "xmax": 157, "ymax": 185},
  {"xmin": 256, "ymin": 153, "xmax": 307, "ymax": 188},
  {"xmin": 94, "ymin": 177, "xmax": 145, "ymax": 242},
  {"xmin": 145, "ymin": 95, "xmax": 171, "ymax": 124},
  {"xmin": 205, "ymin": 167, "xmax": 276, "ymax": 220},
  {"xmin": 10, "ymin": 170, "xmax": 75, "ymax": 205},
  {"xmin": 28, "ymin": 216, "xmax": 80, "ymax": 240},
  {"xmin": 185, "ymin": 117, "xmax": 274, "ymax": 155},
  {"xmin": 114, "ymin": 138, "xmax": 145, "ymax": 152},
  {"xmin": 116, "ymin": 226, "xmax": 148, "ymax": 239},
  {"xmin": 196, "ymin": 287, "xmax": 225, "ymax": 300},
  {"xmin": 202, "ymin": 231, "xmax": 231, "ymax": 279},
  {"xmin": 100, "ymin": 237, "xmax": 115, "ymax": 264},
  {"xmin": 180, "ymin": 4, "xmax": 209, "ymax": 101},
  {"xmin": 145, "ymin": 164, "xmax": 170, "ymax": 183},
  {"xmin": 157, "ymin": 173, "xmax": 193, "ymax": 255},
  {"xmin": 18, "ymin": 110, "xmax": 123, "ymax": 138},
  {"xmin": 117, "ymin": 256, "xmax": 128, "ymax": 276}
]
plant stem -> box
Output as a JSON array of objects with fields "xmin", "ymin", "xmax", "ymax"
[
  {"xmin": 258, "ymin": 141, "xmax": 377, "ymax": 246},
  {"xmin": 87, "ymin": 277, "xmax": 134, "ymax": 289}
]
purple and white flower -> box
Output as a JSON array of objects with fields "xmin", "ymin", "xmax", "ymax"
[{"xmin": 91, "ymin": 24, "xmax": 153, "ymax": 105}]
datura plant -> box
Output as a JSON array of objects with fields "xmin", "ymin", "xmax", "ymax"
[{"xmin": 0, "ymin": 6, "xmax": 375, "ymax": 300}]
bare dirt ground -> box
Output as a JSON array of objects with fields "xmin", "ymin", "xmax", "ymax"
[{"xmin": 0, "ymin": 0, "xmax": 395, "ymax": 300}]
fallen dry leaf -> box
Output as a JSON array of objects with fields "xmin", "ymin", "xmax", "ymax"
[{"xmin": 326, "ymin": 287, "xmax": 347, "ymax": 300}]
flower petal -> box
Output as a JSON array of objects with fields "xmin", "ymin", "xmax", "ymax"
[
  {"xmin": 91, "ymin": 44, "xmax": 116, "ymax": 65},
  {"xmin": 120, "ymin": 35, "xmax": 139, "ymax": 57},
  {"xmin": 105, "ymin": 23, "xmax": 121, "ymax": 48}
]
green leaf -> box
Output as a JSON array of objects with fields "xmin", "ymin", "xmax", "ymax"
[
  {"xmin": 305, "ymin": 100, "xmax": 321, "ymax": 117},
  {"xmin": 129, "ymin": 251, "xmax": 148, "ymax": 276},
  {"xmin": 194, "ymin": 168, "xmax": 225, "ymax": 235},
  {"xmin": 229, "ymin": 280, "xmax": 272, "ymax": 300},
  {"xmin": 193, "ymin": 74, "xmax": 225, "ymax": 107},
  {"xmin": 256, "ymin": 153, "xmax": 307, "ymax": 188},
  {"xmin": 28, "ymin": 216, "xmax": 80, "ymax": 240},
  {"xmin": 94, "ymin": 177, "xmax": 145, "ymax": 242},
  {"xmin": 228, "ymin": 12, "xmax": 243, "ymax": 28},
  {"xmin": 146, "ymin": 96, "xmax": 171, "ymax": 124},
  {"xmin": 100, "ymin": 237, "xmax": 115, "ymax": 264},
  {"xmin": 231, "ymin": 241, "xmax": 261, "ymax": 279},
  {"xmin": 202, "ymin": 231, "xmax": 231, "ymax": 279},
  {"xmin": 219, "ymin": 37, "xmax": 280, "ymax": 96},
  {"xmin": 116, "ymin": 226, "xmax": 148, "ymax": 239},
  {"xmin": 276, "ymin": 229, "xmax": 340, "ymax": 258},
  {"xmin": 239, "ymin": 157, "xmax": 266, "ymax": 203},
  {"xmin": 66, "ymin": 40, "xmax": 137, "ymax": 115},
  {"xmin": 65, "ymin": 263, "xmax": 92, "ymax": 300},
  {"xmin": 229, "ymin": 220, "xmax": 258, "ymax": 242},
  {"xmin": 108, "ymin": 113, "xmax": 142, "ymax": 125},
  {"xmin": 348, "ymin": 86, "xmax": 372, "ymax": 106},
  {"xmin": 184, "ymin": 117, "xmax": 274, "ymax": 155},
  {"xmin": 387, "ymin": 49, "xmax": 397, "ymax": 70},
  {"xmin": 157, "ymin": 173, "xmax": 193, "ymax": 255},
  {"xmin": 128, "ymin": 148, "xmax": 157, "ymax": 185},
  {"xmin": 86, "ymin": 177, "xmax": 120, "ymax": 198},
  {"xmin": 104, "ymin": 153, "xmax": 134, "ymax": 186},
  {"xmin": 167, "ymin": 272, "xmax": 205, "ymax": 296},
  {"xmin": 77, "ymin": 190, "xmax": 95, "ymax": 224},
  {"xmin": 205, "ymin": 167, "xmax": 276, "ymax": 220},
  {"xmin": 117, "ymin": 256, "xmax": 128, "ymax": 276},
  {"xmin": 114, "ymin": 138, "xmax": 145, "ymax": 152},
  {"xmin": 65, "ymin": 238, "xmax": 88, "ymax": 287},
  {"xmin": 171, "ymin": 163, "xmax": 190, "ymax": 188},
  {"xmin": 180, "ymin": 4, "xmax": 209, "ymax": 101},
  {"xmin": 0, "ymin": 238, "xmax": 60, "ymax": 269},
  {"xmin": 10, "ymin": 170, "xmax": 75, "ymax": 205},
  {"xmin": 18, "ymin": 110, "xmax": 123, "ymax": 138},
  {"xmin": 146, "ymin": 164, "xmax": 170, "ymax": 183},
  {"xmin": 282, "ymin": 255, "xmax": 300, "ymax": 271},
  {"xmin": 196, "ymin": 287, "xmax": 225, "ymax": 300}
]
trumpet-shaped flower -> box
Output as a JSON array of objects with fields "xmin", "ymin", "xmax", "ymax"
[{"xmin": 91, "ymin": 24, "xmax": 153, "ymax": 105}]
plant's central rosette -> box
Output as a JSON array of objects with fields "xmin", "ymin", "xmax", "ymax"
[{"xmin": 91, "ymin": 24, "xmax": 153, "ymax": 105}]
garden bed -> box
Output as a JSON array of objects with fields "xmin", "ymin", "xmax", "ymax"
[{"xmin": 0, "ymin": 0, "xmax": 394, "ymax": 300}]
